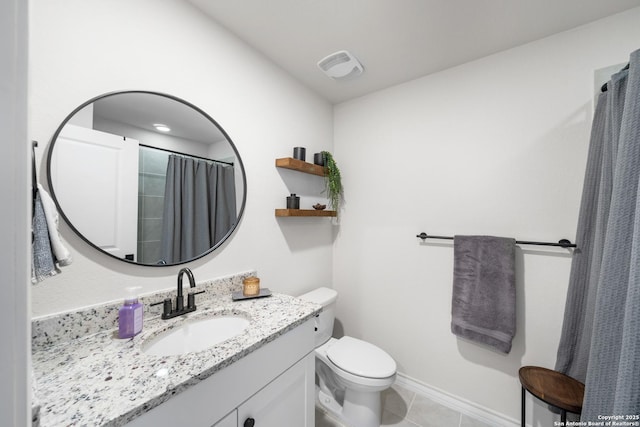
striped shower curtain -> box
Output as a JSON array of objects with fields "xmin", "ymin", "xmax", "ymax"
[{"xmin": 555, "ymin": 48, "xmax": 640, "ymax": 420}]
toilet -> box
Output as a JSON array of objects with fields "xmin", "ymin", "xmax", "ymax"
[{"xmin": 299, "ymin": 287, "xmax": 396, "ymax": 427}]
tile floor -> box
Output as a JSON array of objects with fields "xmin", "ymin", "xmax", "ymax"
[{"xmin": 315, "ymin": 383, "xmax": 495, "ymax": 427}]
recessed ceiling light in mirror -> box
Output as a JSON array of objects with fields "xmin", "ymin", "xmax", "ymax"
[{"xmin": 153, "ymin": 123, "xmax": 171, "ymax": 132}]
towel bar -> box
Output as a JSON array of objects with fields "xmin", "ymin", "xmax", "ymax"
[{"xmin": 416, "ymin": 232, "xmax": 576, "ymax": 248}]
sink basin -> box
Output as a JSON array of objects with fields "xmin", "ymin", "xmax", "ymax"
[{"xmin": 142, "ymin": 315, "xmax": 250, "ymax": 356}]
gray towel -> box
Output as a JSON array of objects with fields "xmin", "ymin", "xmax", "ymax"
[
  {"xmin": 451, "ymin": 235, "xmax": 516, "ymax": 353},
  {"xmin": 32, "ymin": 192, "xmax": 58, "ymax": 283}
]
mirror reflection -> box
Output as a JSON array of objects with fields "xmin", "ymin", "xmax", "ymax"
[{"xmin": 47, "ymin": 91, "xmax": 246, "ymax": 266}]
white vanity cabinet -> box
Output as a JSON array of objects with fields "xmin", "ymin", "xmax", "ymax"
[
  {"xmin": 213, "ymin": 410, "xmax": 237, "ymax": 427},
  {"xmin": 127, "ymin": 319, "xmax": 315, "ymax": 427},
  {"xmin": 213, "ymin": 354, "xmax": 314, "ymax": 427},
  {"xmin": 237, "ymin": 353, "xmax": 314, "ymax": 426}
]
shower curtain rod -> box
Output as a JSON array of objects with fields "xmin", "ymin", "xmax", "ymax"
[
  {"xmin": 137, "ymin": 142, "xmax": 234, "ymax": 166},
  {"xmin": 601, "ymin": 63, "xmax": 630, "ymax": 92},
  {"xmin": 415, "ymin": 232, "xmax": 576, "ymax": 248}
]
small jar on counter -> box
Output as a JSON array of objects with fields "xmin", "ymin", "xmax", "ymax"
[{"xmin": 243, "ymin": 276, "xmax": 261, "ymax": 296}]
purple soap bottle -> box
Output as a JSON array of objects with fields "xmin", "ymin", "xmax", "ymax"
[{"xmin": 118, "ymin": 287, "xmax": 143, "ymax": 339}]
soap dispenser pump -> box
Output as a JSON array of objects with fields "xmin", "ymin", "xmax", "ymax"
[{"xmin": 118, "ymin": 287, "xmax": 143, "ymax": 339}]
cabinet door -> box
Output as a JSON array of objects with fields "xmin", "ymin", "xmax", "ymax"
[
  {"xmin": 237, "ymin": 353, "xmax": 314, "ymax": 427},
  {"xmin": 212, "ymin": 410, "xmax": 236, "ymax": 427}
]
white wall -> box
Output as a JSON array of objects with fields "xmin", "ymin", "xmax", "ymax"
[
  {"xmin": 333, "ymin": 7, "xmax": 640, "ymax": 424},
  {"xmin": 29, "ymin": 0, "xmax": 334, "ymax": 316},
  {"xmin": 1, "ymin": 0, "xmax": 30, "ymax": 425}
]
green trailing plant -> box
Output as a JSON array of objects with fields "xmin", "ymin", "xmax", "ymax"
[{"xmin": 321, "ymin": 151, "xmax": 343, "ymax": 213}]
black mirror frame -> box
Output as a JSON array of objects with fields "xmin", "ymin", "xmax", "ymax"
[{"xmin": 46, "ymin": 90, "xmax": 247, "ymax": 267}]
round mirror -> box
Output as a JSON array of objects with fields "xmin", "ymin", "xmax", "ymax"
[{"xmin": 47, "ymin": 91, "xmax": 246, "ymax": 266}]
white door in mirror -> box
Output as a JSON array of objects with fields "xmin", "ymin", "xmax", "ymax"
[{"xmin": 50, "ymin": 124, "xmax": 139, "ymax": 261}]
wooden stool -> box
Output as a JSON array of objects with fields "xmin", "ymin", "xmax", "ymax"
[{"xmin": 518, "ymin": 366, "xmax": 584, "ymax": 426}]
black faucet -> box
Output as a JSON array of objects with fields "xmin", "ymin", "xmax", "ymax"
[
  {"xmin": 151, "ymin": 267, "xmax": 205, "ymax": 320},
  {"xmin": 176, "ymin": 267, "xmax": 195, "ymax": 311}
]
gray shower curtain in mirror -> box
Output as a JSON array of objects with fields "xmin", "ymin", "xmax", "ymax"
[
  {"xmin": 160, "ymin": 155, "xmax": 236, "ymax": 264},
  {"xmin": 555, "ymin": 48, "xmax": 640, "ymax": 421}
]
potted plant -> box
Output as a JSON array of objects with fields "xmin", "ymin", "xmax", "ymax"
[{"xmin": 321, "ymin": 151, "xmax": 343, "ymax": 214}]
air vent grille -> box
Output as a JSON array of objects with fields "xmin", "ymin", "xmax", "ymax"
[{"xmin": 317, "ymin": 50, "xmax": 364, "ymax": 80}]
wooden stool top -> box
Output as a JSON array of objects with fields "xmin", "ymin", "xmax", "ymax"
[{"xmin": 519, "ymin": 366, "xmax": 584, "ymax": 414}]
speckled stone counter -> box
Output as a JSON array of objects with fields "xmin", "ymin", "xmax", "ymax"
[{"xmin": 32, "ymin": 272, "xmax": 321, "ymax": 426}]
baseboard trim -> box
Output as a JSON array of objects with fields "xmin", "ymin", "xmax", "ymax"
[{"xmin": 395, "ymin": 372, "xmax": 520, "ymax": 427}]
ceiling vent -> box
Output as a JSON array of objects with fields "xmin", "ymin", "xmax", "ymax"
[{"xmin": 317, "ymin": 50, "xmax": 364, "ymax": 80}]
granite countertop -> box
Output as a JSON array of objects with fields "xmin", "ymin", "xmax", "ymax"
[{"xmin": 32, "ymin": 278, "xmax": 321, "ymax": 427}]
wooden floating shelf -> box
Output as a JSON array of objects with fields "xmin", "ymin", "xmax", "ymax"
[
  {"xmin": 275, "ymin": 209, "xmax": 336, "ymax": 217},
  {"xmin": 275, "ymin": 157, "xmax": 325, "ymax": 177}
]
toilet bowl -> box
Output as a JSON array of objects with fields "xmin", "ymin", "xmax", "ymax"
[{"xmin": 299, "ymin": 287, "xmax": 397, "ymax": 427}]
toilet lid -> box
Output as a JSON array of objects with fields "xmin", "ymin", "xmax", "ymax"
[{"xmin": 327, "ymin": 336, "xmax": 396, "ymax": 379}]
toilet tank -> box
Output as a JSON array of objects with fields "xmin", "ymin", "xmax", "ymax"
[{"xmin": 298, "ymin": 287, "xmax": 338, "ymax": 347}]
